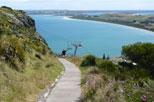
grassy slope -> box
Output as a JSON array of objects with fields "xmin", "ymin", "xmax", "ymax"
[
  {"xmin": 0, "ymin": 7, "xmax": 63, "ymax": 102},
  {"xmin": 66, "ymin": 56, "xmax": 154, "ymax": 102},
  {"xmin": 71, "ymin": 14, "xmax": 154, "ymax": 32}
]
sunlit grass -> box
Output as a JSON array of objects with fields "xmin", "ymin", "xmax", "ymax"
[{"xmin": 0, "ymin": 55, "xmax": 63, "ymax": 102}]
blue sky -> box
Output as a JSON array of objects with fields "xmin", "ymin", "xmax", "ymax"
[{"xmin": 0, "ymin": 0, "xmax": 154, "ymax": 10}]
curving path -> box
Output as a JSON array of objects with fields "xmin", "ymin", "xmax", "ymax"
[{"xmin": 46, "ymin": 58, "xmax": 81, "ymax": 102}]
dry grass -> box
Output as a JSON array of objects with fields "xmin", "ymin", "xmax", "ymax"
[
  {"xmin": 81, "ymin": 67, "xmax": 125, "ymax": 102},
  {"xmin": 0, "ymin": 55, "xmax": 63, "ymax": 102}
]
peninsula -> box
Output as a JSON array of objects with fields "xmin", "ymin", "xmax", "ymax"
[{"xmin": 71, "ymin": 14, "xmax": 154, "ymax": 32}]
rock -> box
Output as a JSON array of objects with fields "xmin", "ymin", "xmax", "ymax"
[
  {"xmin": 35, "ymin": 54, "xmax": 42, "ymax": 59},
  {"xmin": 3, "ymin": 45, "xmax": 16, "ymax": 62}
]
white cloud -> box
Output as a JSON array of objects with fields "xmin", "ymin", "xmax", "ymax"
[
  {"xmin": 0, "ymin": 0, "xmax": 154, "ymax": 10},
  {"xmin": 13, "ymin": 0, "xmax": 29, "ymax": 2},
  {"xmin": 1, "ymin": 0, "xmax": 29, "ymax": 3}
]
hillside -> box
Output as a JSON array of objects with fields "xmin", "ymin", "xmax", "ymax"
[
  {"xmin": 0, "ymin": 6, "xmax": 63, "ymax": 102},
  {"xmin": 72, "ymin": 14, "xmax": 154, "ymax": 32},
  {"xmin": 67, "ymin": 53, "xmax": 154, "ymax": 102}
]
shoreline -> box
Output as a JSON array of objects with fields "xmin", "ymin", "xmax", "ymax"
[{"xmin": 63, "ymin": 17, "xmax": 154, "ymax": 34}]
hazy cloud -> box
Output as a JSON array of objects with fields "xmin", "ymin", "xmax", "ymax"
[
  {"xmin": 1, "ymin": 0, "xmax": 30, "ymax": 3},
  {"xmin": 0, "ymin": 0, "xmax": 153, "ymax": 10}
]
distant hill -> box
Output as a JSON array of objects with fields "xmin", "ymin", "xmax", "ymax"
[
  {"xmin": 25, "ymin": 10, "xmax": 154, "ymax": 16},
  {"xmin": 72, "ymin": 13, "xmax": 154, "ymax": 32}
]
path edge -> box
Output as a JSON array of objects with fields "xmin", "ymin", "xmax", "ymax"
[{"xmin": 37, "ymin": 58, "xmax": 65, "ymax": 102}]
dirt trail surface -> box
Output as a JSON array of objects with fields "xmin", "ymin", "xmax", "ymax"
[{"xmin": 46, "ymin": 58, "xmax": 81, "ymax": 102}]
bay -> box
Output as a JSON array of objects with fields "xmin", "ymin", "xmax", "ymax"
[{"xmin": 31, "ymin": 15, "xmax": 154, "ymax": 57}]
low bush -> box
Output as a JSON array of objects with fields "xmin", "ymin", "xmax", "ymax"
[
  {"xmin": 118, "ymin": 62, "xmax": 135, "ymax": 69},
  {"xmin": 114, "ymin": 67, "xmax": 152, "ymax": 81},
  {"xmin": 129, "ymin": 68, "xmax": 151, "ymax": 80},
  {"xmin": 97, "ymin": 60, "xmax": 118, "ymax": 74},
  {"xmin": 80, "ymin": 55, "xmax": 96, "ymax": 67}
]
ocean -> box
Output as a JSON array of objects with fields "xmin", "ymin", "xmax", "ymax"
[{"xmin": 31, "ymin": 15, "xmax": 154, "ymax": 57}]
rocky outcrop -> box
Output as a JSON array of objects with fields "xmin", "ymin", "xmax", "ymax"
[
  {"xmin": 0, "ymin": 6, "xmax": 51, "ymax": 70},
  {"xmin": 1, "ymin": 7, "xmax": 35, "ymax": 30}
]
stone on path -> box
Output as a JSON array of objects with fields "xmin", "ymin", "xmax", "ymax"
[{"xmin": 46, "ymin": 58, "xmax": 81, "ymax": 102}]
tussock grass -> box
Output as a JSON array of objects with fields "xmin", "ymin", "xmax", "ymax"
[
  {"xmin": 0, "ymin": 52, "xmax": 63, "ymax": 102},
  {"xmin": 0, "ymin": 7, "xmax": 64, "ymax": 102}
]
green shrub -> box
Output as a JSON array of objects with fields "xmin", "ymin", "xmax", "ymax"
[
  {"xmin": 97, "ymin": 60, "xmax": 118, "ymax": 73},
  {"xmin": 122, "ymin": 42, "xmax": 154, "ymax": 72},
  {"xmin": 114, "ymin": 67, "xmax": 151, "ymax": 81},
  {"xmin": 129, "ymin": 68, "xmax": 151, "ymax": 79},
  {"xmin": 80, "ymin": 55, "xmax": 96, "ymax": 67},
  {"xmin": 118, "ymin": 62, "xmax": 135, "ymax": 69},
  {"xmin": 1, "ymin": 6, "xmax": 12, "ymax": 10}
]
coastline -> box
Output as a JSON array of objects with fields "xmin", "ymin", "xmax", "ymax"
[{"xmin": 63, "ymin": 17, "xmax": 154, "ymax": 34}]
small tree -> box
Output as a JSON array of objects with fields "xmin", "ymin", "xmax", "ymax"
[{"xmin": 103, "ymin": 53, "xmax": 106, "ymax": 59}]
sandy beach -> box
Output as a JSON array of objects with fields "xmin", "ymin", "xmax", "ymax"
[{"xmin": 63, "ymin": 17, "xmax": 154, "ymax": 35}]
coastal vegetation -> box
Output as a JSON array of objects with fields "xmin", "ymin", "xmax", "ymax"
[
  {"xmin": 71, "ymin": 14, "xmax": 154, "ymax": 32},
  {"xmin": 67, "ymin": 43, "xmax": 154, "ymax": 102},
  {"xmin": 122, "ymin": 42, "xmax": 154, "ymax": 74},
  {"xmin": 0, "ymin": 6, "xmax": 63, "ymax": 102}
]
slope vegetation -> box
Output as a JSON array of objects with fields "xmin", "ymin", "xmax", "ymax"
[
  {"xmin": 0, "ymin": 6, "xmax": 63, "ymax": 102},
  {"xmin": 67, "ymin": 54, "xmax": 154, "ymax": 102}
]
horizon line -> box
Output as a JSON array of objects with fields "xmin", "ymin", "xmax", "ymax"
[
  {"xmin": 24, "ymin": 9, "xmax": 154, "ymax": 11},
  {"xmin": 1, "ymin": 6, "xmax": 154, "ymax": 11}
]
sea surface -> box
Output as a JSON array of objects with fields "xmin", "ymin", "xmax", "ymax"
[{"xmin": 31, "ymin": 15, "xmax": 154, "ymax": 57}]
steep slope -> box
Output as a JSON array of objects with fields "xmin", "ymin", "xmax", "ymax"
[{"xmin": 0, "ymin": 6, "xmax": 63, "ymax": 102}]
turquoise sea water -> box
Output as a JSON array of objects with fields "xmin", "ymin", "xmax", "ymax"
[{"xmin": 31, "ymin": 15, "xmax": 154, "ymax": 57}]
